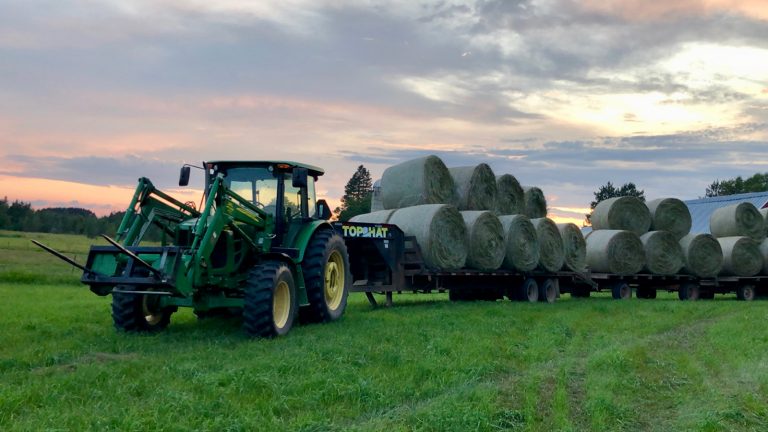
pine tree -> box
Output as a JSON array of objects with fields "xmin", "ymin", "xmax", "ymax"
[{"xmin": 335, "ymin": 165, "xmax": 373, "ymax": 221}]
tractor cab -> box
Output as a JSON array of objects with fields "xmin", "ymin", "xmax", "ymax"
[{"xmin": 181, "ymin": 161, "xmax": 332, "ymax": 243}]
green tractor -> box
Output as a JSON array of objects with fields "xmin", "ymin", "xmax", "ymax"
[{"xmin": 35, "ymin": 161, "xmax": 351, "ymax": 337}]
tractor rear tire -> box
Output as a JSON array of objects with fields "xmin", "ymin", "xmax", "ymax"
[
  {"xmin": 112, "ymin": 287, "xmax": 173, "ymax": 333},
  {"xmin": 302, "ymin": 230, "xmax": 351, "ymax": 323},
  {"xmin": 243, "ymin": 261, "xmax": 298, "ymax": 338}
]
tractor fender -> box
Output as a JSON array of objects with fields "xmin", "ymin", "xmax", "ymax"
[{"xmin": 287, "ymin": 220, "xmax": 335, "ymax": 263}]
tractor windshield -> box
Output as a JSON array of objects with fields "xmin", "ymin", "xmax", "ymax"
[{"xmin": 221, "ymin": 166, "xmax": 316, "ymax": 218}]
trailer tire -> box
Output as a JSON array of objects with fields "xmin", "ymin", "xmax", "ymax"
[
  {"xmin": 736, "ymin": 284, "xmax": 755, "ymax": 301},
  {"xmin": 678, "ymin": 282, "xmax": 700, "ymax": 301},
  {"xmin": 302, "ymin": 230, "xmax": 351, "ymax": 323},
  {"xmin": 611, "ymin": 281, "xmax": 631, "ymax": 300},
  {"xmin": 514, "ymin": 278, "xmax": 539, "ymax": 302},
  {"xmin": 243, "ymin": 261, "xmax": 297, "ymax": 338},
  {"xmin": 539, "ymin": 278, "xmax": 557, "ymax": 303},
  {"xmin": 112, "ymin": 287, "xmax": 173, "ymax": 333}
]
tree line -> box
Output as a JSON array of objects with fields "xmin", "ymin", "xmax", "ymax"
[{"xmin": 0, "ymin": 197, "xmax": 126, "ymax": 238}]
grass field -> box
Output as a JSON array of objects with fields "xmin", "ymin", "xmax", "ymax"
[{"xmin": 1, "ymin": 230, "xmax": 767, "ymax": 431}]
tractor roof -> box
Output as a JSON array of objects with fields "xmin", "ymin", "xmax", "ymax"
[{"xmin": 207, "ymin": 160, "xmax": 325, "ymax": 177}]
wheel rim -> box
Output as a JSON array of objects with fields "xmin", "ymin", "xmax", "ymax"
[
  {"xmin": 324, "ymin": 250, "xmax": 345, "ymax": 310},
  {"xmin": 621, "ymin": 285, "xmax": 630, "ymax": 299},
  {"xmin": 273, "ymin": 280, "xmax": 291, "ymax": 328},
  {"xmin": 142, "ymin": 295, "xmax": 164, "ymax": 326},
  {"xmin": 546, "ymin": 284, "xmax": 556, "ymax": 302}
]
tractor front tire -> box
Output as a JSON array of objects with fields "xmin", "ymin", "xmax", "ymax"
[
  {"xmin": 243, "ymin": 261, "xmax": 298, "ymax": 338},
  {"xmin": 302, "ymin": 230, "xmax": 351, "ymax": 323},
  {"xmin": 112, "ymin": 288, "xmax": 173, "ymax": 333}
]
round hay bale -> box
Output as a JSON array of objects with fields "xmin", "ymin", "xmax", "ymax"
[
  {"xmin": 709, "ymin": 202, "xmax": 765, "ymax": 241},
  {"xmin": 640, "ymin": 231, "xmax": 684, "ymax": 275},
  {"xmin": 495, "ymin": 174, "xmax": 524, "ymax": 215},
  {"xmin": 585, "ymin": 230, "xmax": 645, "ymax": 276},
  {"xmin": 370, "ymin": 179, "xmax": 384, "ymax": 212},
  {"xmin": 531, "ymin": 217, "xmax": 564, "ymax": 272},
  {"xmin": 761, "ymin": 208, "xmax": 768, "ymax": 237},
  {"xmin": 461, "ymin": 211, "xmax": 505, "ymax": 271},
  {"xmin": 498, "ymin": 214, "xmax": 539, "ymax": 272},
  {"xmin": 717, "ymin": 236, "xmax": 762, "ymax": 276},
  {"xmin": 523, "ymin": 187, "xmax": 547, "ymax": 219},
  {"xmin": 646, "ymin": 198, "xmax": 691, "ymax": 240},
  {"xmin": 448, "ymin": 164, "xmax": 497, "ymax": 210},
  {"xmin": 388, "ymin": 204, "xmax": 467, "ymax": 270},
  {"xmin": 590, "ymin": 196, "xmax": 651, "ymax": 235},
  {"xmin": 678, "ymin": 233, "xmax": 723, "ymax": 278},
  {"xmin": 759, "ymin": 238, "xmax": 768, "ymax": 275},
  {"xmin": 349, "ymin": 209, "xmax": 396, "ymax": 224},
  {"xmin": 557, "ymin": 223, "xmax": 586, "ymax": 272},
  {"xmin": 380, "ymin": 155, "xmax": 457, "ymax": 209}
]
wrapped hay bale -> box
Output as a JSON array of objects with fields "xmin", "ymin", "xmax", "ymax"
[
  {"xmin": 461, "ymin": 211, "xmax": 505, "ymax": 271},
  {"xmin": 381, "ymin": 155, "xmax": 457, "ymax": 209},
  {"xmin": 523, "ymin": 186, "xmax": 547, "ymax": 218},
  {"xmin": 646, "ymin": 198, "xmax": 691, "ymax": 240},
  {"xmin": 717, "ymin": 236, "xmax": 762, "ymax": 276},
  {"xmin": 448, "ymin": 164, "xmax": 497, "ymax": 210},
  {"xmin": 531, "ymin": 217, "xmax": 564, "ymax": 272},
  {"xmin": 585, "ymin": 230, "xmax": 645, "ymax": 275},
  {"xmin": 590, "ymin": 196, "xmax": 651, "ymax": 235},
  {"xmin": 640, "ymin": 231, "xmax": 684, "ymax": 275},
  {"xmin": 388, "ymin": 204, "xmax": 467, "ymax": 270},
  {"xmin": 499, "ymin": 215, "xmax": 539, "ymax": 272},
  {"xmin": 709, "ymin": 202, "xmax": 765, "ymax": 241},
  {"xmin": 349, "ymin": 209, "xmax": 396, "ymax": 224},
  {"xmin": 495, "ymin": 174, "xmax": 524, "ymax": 215},
  {"xmin": 679, "ymin": 233, "xmax": 723, "ymax": 278},
  {"xmin": 370, "ymin": 179, "xmax": 384, "ymax": 212},
  {"xmin": 557, "ymin": 223, "xmax": 586, "ymax": 272}
]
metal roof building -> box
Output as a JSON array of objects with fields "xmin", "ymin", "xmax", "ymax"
[{"xmin": 685, "ymin": 191, "xmax": 768, "ymax": 234}]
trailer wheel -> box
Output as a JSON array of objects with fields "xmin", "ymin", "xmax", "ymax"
[
  {"xmin": 736, "ymin": 284, "xmax": 756, "ymax": 301},
  {"xmin": 302, "ymin": 230, "xmax": 351, "ymax": 323},
  {"xmin": 112, "ymin": 287, "xmax": 173, "ymax": 332},
  {"xmin": 678, "ymin": 282, "xmax": 700, "ymax": 301},
  {"xmin": 538, "ymin": 278, "xmax": 557, "ymax": 303},
  {"xmin": 243, "ymin": 261, "xmax": 297, "ymax": 338},
  {"xmin": 514, "ymin": 278, "xmax": 539, "ymax": 302},
  {"xmin": 611, "ymin": 281, "xmax": 631, "ymax": 300}
]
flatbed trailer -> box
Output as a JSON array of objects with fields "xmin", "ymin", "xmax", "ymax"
[
  {"xmin": 336, "ymin": 221, "xmax": 767, "ymax": 304},
  {"xmin": 335, "ymin": 221, "xmax": 595, "ymax": 305}
]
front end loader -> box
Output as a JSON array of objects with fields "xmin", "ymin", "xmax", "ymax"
[{"xmin": 35, "ymin": 161, "xmax": 351, "ymax": 337}]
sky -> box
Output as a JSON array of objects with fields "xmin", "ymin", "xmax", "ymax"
[{"xmin": 1, "ymin": 0, "xmax": 767, "ymax": 225}]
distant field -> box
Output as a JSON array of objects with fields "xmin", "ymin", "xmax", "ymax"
[{"xmin": 1, "ymin": 230, "xmax": 767, "ymax": 431}]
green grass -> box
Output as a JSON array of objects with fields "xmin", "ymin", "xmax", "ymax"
[{"xmin": 1, "ymin": 231, "xmax": 767, "ymax": 431}]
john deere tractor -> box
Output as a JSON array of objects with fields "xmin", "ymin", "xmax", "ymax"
[{"xmin": 35, "ymin": 161, "xmax": 351, "ymax": 337}]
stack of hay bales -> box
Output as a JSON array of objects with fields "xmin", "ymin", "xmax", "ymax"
[
  {"xmin": 708, "ymin": 203, "xmax": 764, "ymax": 277},
  {"xmin": 586, "ymin": 197, "xmax": 649, "ymax": 275},
  {"xmin": 351, "ymin": 155, "xmax": 555, "ymax": 272}
]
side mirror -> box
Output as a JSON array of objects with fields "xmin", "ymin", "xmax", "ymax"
[
  {"xmin": 292, "ymin": 167, "xmax": 308, "ymax": 188},
  {"xmin": 179, "ymin": 166, "xmax": 191, "ymax": 187},
  {"xmin": 316, "ymin": 199, "xmax": 332, "ymax": 220}
]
